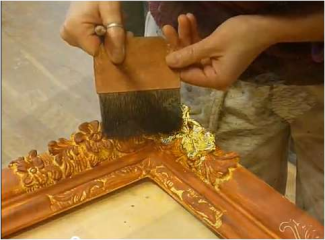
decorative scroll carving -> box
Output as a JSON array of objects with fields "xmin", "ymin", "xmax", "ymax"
[
  {"xmin": 8, "ymin": 105, "xmax": 238, "ymax": 194},
  {"xmin": 48, "ymin": 158, "xmax": 223, "ymax": 230},
  {"xmin": 150, "ymin": 163, "xmax": 223, "ymax": 229},
  {"xmin": 279, "ymin": 219, "xmax": 321, "ymax": 239},
  {"xmin": 48, "ymin": 160, "xmax": 151, "ymax": 212},
  {"xmin": 8, "ymin": 120, "xmax": 149, "ymax": 193}
]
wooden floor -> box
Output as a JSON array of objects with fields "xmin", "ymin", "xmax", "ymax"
[{"xmin": 2, "ymin": 2, "xmax": 101, "ymax": 168}]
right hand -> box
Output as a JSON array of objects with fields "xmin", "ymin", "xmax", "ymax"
[
  {"xmin": 60, "ymin": 1, "xmax": 125, "ymax": 63},
  {"xmin": 163, "ymin": 13, "xmax": 273, "ymax": 90}
]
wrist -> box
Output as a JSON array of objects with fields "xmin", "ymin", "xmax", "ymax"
[
  {"xmin": 255, "ymin": 15, "xmax": 299, "ymax": 44},
  {"xmin": 245, "ymin": 13, "xmax": 324, "ymax": 44},
  {"xmin": 244, "ymin": 15, "xmax": 281, "ymax": 46},
  {"xmin": 231, "ymin": 15, "xmax": 279, "ymax": 49}
]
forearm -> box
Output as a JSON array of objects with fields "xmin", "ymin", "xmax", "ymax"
[{"xmin": 258, "ymin": 11, "xmax": 324, "ymax": 45}]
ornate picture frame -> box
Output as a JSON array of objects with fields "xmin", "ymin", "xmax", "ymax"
[{"xmin": 2, "ymin": 106, "xmax": 323, "ymax": 239}]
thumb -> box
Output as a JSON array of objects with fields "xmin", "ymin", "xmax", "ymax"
[{"xmin": 166, "ymin": 38, "xmax": 213, "ymax": 68}]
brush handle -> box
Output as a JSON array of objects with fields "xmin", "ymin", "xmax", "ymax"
[{"xmin": 94, "ymin": 37, "xmax": 180, "ymax": 93}]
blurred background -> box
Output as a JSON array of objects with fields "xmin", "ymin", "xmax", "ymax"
[{"xmin": 3, "ymin": 1, "xmax": 99, "ymax": 166}]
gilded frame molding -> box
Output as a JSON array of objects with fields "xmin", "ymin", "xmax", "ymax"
[{"xmin": 2, "ymin": 106, "xmax": 323, "ymax": 238}]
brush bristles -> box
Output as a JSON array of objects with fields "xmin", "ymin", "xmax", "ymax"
[{"xmin": 99, "ymin": 89, "xmax": 183, "ymax": 139}]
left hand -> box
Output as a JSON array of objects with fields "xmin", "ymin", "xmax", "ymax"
[
  {"xmin": 61, "ymin": 2, "xmax": 126, "ymax": 63},
  {"xmin": 163, "ymin": 14, "xmax": 274, "ymax": 90}
]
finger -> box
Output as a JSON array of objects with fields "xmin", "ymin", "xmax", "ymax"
[
  {"xmin": 211, "ymin": 56, "xmax": 246, "ymax": 88},
  {"xmin": 201, "ymin": 58, "xmax": 212, "ymax": 65},
  {"xmin": 99, "ymin": 1, "xmax": 125, "ymax": 64},
  {"xmin": 179, "ymin": 67, "xmax": 214, "ymax": 87},
  {"xmin": 61, "ymin": 22, "xmax": 101, "ymax": 56},
  {"xmin": 78, "ymin": 34, "xmax": 102, "ymax": 56},
  {"xmin": 166, "ymin": 38, "xmax": 213, "ymax": 68},
  {"xmin": 162, "ymin": 25, "xmax": 179, "ymax": 50},
  {"xmin": 186, "ymin": 13, "xmax": 201, "ymax": 43},
  {"xmin": 178, "ymin": 14, "xmax": 191, "ymax": 46},
  {"xmin": 180, "ymin": 67, "xmax": 229, "ymax": 91},
  {"xmin": 60, "ymin": 23, "xmax": 79, "ymax": 47},
  {"xmin": 204, "ymin": 65, "xmax": 230, "ymax": 91},
  {"xmin": 179, "ymin": 62, "xmax": 230, "ymax": 90}
]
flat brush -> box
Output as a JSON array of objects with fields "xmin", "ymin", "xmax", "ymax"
[{"xmin": 94, "ymin": 25, "xmax": 182, "ymax": 139}]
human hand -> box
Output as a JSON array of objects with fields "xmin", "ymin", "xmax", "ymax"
[
  {"xmin": 60, "ymin": 1, "xmax": 125, "ymax": 63},
  {"xmin": 163, "ymin": 13, "xmax": 201, "ymax": 52},
  {"xmin": 164, "ymin": 14, "xmax": 274, "ymax": 90}
]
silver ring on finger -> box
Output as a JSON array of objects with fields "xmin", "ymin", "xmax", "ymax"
[{"xmin": 106, "ymin": 22, "xmax": 124, "ymax": 30}]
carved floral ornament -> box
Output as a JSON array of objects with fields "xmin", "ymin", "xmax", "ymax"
[
  {"xmin": 7, "ymin": 105, "xmax": 237, "ymax": 233},
  {"xmin": 9, "ymin": 105, "xmax": 239, "ymax": 194}
]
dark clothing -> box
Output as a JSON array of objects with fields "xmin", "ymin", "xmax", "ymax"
[{"xmin": 149, "ymin": 2, "xmax": 324, "ymax": 85}]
